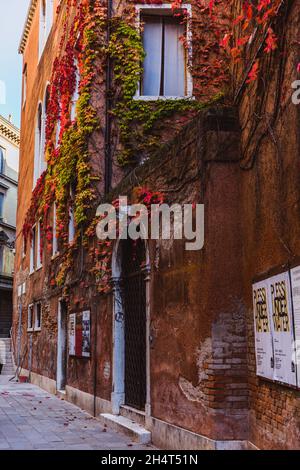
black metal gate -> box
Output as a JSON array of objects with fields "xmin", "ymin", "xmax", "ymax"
[{"xmin": 121, "ymin": 239, "xmax": 147, "ymax": 410}]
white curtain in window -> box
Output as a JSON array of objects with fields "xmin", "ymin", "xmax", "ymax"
[
  {"xmin": 164, "ymin": 21, "xmax": 185, "ymax": 96},
  {"xmin": 143, "ymin": 18, "xmax": 163, "ymax": 96}
]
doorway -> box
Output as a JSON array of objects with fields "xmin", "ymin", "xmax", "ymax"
[
  {"xmin": 111, "ymin": 238, "xmax": 150, "ymax": 414},
  {"xmin": 122, "ymin": 239, "xmax": 147, "ymax": 410},
  {"xmin": 57, "ymin": 299, "xmax": 67, "ymax": 391}
]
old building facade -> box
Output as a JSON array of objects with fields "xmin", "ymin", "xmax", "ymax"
[
  {"xmin": 0, "ymin": 114, "xmax": 19, "ymax": 340},
  {"xmin": 13, "ymin": 0, "xmax": 300, "ymax": 450}
]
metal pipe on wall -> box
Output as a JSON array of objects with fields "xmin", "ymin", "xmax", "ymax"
[{"xmin": 104, "ymin": 0, "xmax": 113, "ymax": 194}]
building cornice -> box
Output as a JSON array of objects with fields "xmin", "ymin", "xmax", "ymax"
[
  {"xmin": 18, "ymin": 0, "xmax": 38, "ymax": 55},
  {"xmin": 0, "ymin": 116, "xmax": 20, "ymax": 147}
]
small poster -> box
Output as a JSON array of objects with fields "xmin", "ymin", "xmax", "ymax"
[
  {"xmin": 69, "ymin": 313, "xmax": 76, "ymax": 356},
  {"xmin": 69, "ymin": 310, "xmax": 91, "ymax": 358},
  {"xmin": 82, "ymin": 311, "xmax": 91, "ymax": 358},
  {"xmin": 75, "ymin": 313, "xmax": 83, "ymax": 357},
  {"xmin": 290, "ymin": 267, "xmax": 300, "ymax": 388},
  {"xmin": 252, "ymin": 280, "xmax": 274, "ymax": 380},
  {"xmin": 267, "ymin": 272, "xmax": 297, "ymax": 386}
]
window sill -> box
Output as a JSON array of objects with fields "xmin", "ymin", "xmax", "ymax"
[
  {"xmin": 29, "ymin": 265, "xmax": 42, "ymax": 276},
  {"xmin": 27, "ymin": 328, "xmax": 33, "ymax": 333},
  {"xmin": 51, "ymin": 252, "xmax": 60, "ymax": 261},
  {"xmin": 34, "ymin": 327, "xmax": 41, "ymax": 332},
  {"xmin": 134, "ymin": 95, "xmax": 195, "ymax": 101}
]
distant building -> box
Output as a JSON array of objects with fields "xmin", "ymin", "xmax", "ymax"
[{"xmin": 0, "ymin": 115, "xmax": 19, "ymax": 338}]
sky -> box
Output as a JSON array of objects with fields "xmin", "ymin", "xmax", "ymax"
[{"xmin": 0, "ymin": 0, "xmax": 31, "ymax": 128}]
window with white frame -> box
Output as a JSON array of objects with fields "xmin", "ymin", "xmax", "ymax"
[
  {"xmin": 30, "ymin": 226, "xmax": 36, "ymax": 273},
  {"xmin": 34, "ymin": 86, "xmax": 49, "ymax": 186},
  {"xmin": 36, "ymin": 221, "xmax": 43, "ymax": 269},
  {"xmin": 39, "ymin": 0, "xmax": 54, "ymax": 59},
  {"xmin": 28, "ymin": 305, "xmax": 34, "ymax": 331},
  {"xmin": 68, "ymin": 205, "xmax": 75, "ymax": 244},
  {"xmin": 35, "ymin": 303, "xmax": 42, "ymax": 331},
  {"xmin": 71, "ymin": 60, "xmax": 80, "ymax": 121},
  {"xmin": 137, "ymin": 5, "xmax": 192, "ymax": 98},
  {"xmin": 55, "ymin": 103, "xmax": 61, "ymax": 148},
  {"xmin": 34, "ymin": 104, "xmax": 43, "ymax": 185}
]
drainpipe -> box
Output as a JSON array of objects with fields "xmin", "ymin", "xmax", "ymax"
[
  {"xmin": 105, "ymin": 0, "xmax": 113, "ymax": 194},
  {"xmin": 93, "ymin": 302, "xmax": 98, "ymax": 417}
]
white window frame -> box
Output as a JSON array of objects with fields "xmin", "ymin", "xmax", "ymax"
[
  {"xmin": 30, "ymin": 225, "xmax": 36, "ymax": 274},
  {"xmin": 70, "ymin": 59, "xmax": 80, "ymax": 121},
  {"xmin": 36, "ymin": 221, "xmax": 43, "ymax": 270},
  {"xmin": 39, "ymin": 0, "xmax": 54, "ymax": 60},
  {"xmin": 35, "ymin": 303, "xmax": 42, "ymax": 331},
  {"xmin": 27, "ymin": 304, "xmax": 34, "ymax": 332},
  {"xmin": 33, "ymin": 85, "xmax": 49, "ymax": 188},
  {"xmin": 68, "ymin": 204, "xmax": 75, "ymax": 244},
  {"xmin": 134, "ymin": 3, "xmax": 193, "ymax": 101},
  {"xmin": 33, "ymin": 102, "xmax": 43, "ymax": 187}
]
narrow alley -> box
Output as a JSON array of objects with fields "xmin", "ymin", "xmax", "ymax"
[{"xmin": 0, "ymin": 377, "xmax": 153, "ymax": 451}]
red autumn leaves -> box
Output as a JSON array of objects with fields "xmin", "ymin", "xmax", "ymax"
[{"xmin": 218, "ymin": 0, "xmax": 280, "ymax": 85}]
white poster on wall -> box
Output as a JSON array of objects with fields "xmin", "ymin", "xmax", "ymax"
[
  {"xmin": 290, "ymin": 266, "xmax": 300, "ymax": 388},
  {"xmin": 82, "ymin": 311, "xmax": 91, "ymax": 358},
  {"xmin": 69, "ymin": 313, "xmax": 76, "ymax": 356},
  {"xmin": 267, "ymin": 272, "xmax": 297, "ymax": 386},
  {"xmin": 252, "ymin": 280, "xmax": 274, "ymax": 380}
]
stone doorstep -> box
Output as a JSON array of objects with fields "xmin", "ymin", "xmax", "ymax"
[
  {"xmin": 99, "ymin": 413, "xmax": 151, "ymax": 445},
  {"xmin": 119, "ymin": 405, "xmax": 146, "ymax": 427}
]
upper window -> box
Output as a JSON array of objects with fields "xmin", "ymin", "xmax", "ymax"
[
  {"xmin": 34, "ymin": 86, "xmax": 49, "ymax": 186},
  {"xmin": 0, "ymin": 147, "xmax": 4, "ymax": 174},
  {"xmin": 138, "ymin": 5, "xmax": 191, "ymax": 98},
  {"xmin": 28, "ymin": 305, "xmax": 34, "ymax": 331},
  {"xmin": 39, "ymin": 0, "xmax": 54, "ymax": 59},
  {"xmin": 35, "ymin": 303, "xmax": 42, "ymax": 331},
  {"xmin": 30, "ymin": 225, "xmax": 36, "ymax": 273},
  {"xmin": 71, "ymin": 60, "xmax": 80, "ymax": 121},
  {"xmin": 36, "ymin": 221, "xmax": 43, "ymax": 269}
]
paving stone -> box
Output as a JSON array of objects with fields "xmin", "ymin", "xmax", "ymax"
[{"xmin": 0, "ymin": 377, "xmax": 156, "ymax": 450}]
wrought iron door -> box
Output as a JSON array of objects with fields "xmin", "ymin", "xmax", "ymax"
[{"xmin": 122, "ymin": 239, "xmax": 147, "ymax": 410}]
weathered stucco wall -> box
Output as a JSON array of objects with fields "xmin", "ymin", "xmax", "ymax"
[{"xmin": 234, "ymin": 0, "xmax": 300, "ymax": 450}]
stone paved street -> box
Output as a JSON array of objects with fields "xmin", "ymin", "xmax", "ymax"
[{"xmin": 0, "ymin": 376, "xmax": 153, "ymax": 450}]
